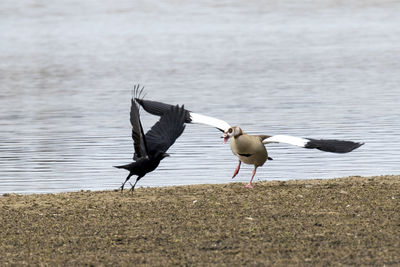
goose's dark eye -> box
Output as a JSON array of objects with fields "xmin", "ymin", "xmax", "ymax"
[{"xmin": 228, "ymin": 128, "xmax": 233, "ymax": 134}]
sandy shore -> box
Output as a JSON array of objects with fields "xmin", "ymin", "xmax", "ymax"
[{"xmin": 1, "ymin": 175, "xmax": 399, "ymax": 265}]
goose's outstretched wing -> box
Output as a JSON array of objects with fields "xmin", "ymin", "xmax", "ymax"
[
  {"xmin": 189, "ymin": 112, "xmax": 231, "ymax": 133},
  {"xmin": 136, "ymin": 98, "xmax": 231, "ymax": 132},
  {"xmin": 136, "ymin": 98, "xmax": 363, "ymax": 153},
  {"xmin": 262, "ymin": 135, "xmax": 363, "ymax": 153},
  {"xmin": 130, "ymin": 85, "xmax": 148, "ymax": 160},
  {"xmin": 145, "ymin": 105, "xmax": 186, "ymax": 156}
]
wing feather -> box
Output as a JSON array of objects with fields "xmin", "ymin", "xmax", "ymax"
[
  {"xmin": 304, "ymin": 138, "xmax": 364, "ymax": 153},
  {"xmin": 130, "ymin": 85, "xmax": 148, "ymax": 159},
  {"xmin": 136, "ymin": 98, "xmax": 231, "ymax": 132},
  {"xmin": 189, "ymin": 112, "xmax": 231, "ymax": 132},
  {"xmin": 136, "ymin": 98, "xmax": 192, "ymax": 123},
  {"xmin": 263, "ymin": 135, "xmax": 309, "ymax": 147},
  {"xmin": 263, "ymin": 135, "xmax": 363, "ymax": 153},
  {"xmin": 136, "ymin": 98, "xmax": 363, "ymax": 154},
  {"xmin": 145, "ymin": 105, "xmax": 186, "ymax": 155}
]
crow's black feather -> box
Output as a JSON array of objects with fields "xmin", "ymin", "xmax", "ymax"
[
  {"xmin": 145, "ymin": 105, "xmax": 186, "ymax": 156},
  {"xmin": 130, "ymin": 85, "xmax": 148, "ymax": 160},
  {"xmin": 136, "ymin": 98, "xmax": 192, "ymax": 123}
]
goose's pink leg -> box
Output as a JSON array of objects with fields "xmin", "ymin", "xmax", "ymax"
[
  {"xmin": 232, "ymin": 160, "xmax": 241, "ymax": 178},
  {"xmin": 244, "ymin": 167, "xmax": 257, "ymax": 188}
]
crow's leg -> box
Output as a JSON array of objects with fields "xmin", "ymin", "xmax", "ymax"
[
  {"xmin": 129, "ymin": 176, "xmax": 141, "ymax": 194},
  {"xmin": 120, "ymin": 173, "xmax": 133, "ymax": 192}
]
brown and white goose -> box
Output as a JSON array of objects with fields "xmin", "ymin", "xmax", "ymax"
[
  {"xmin": 136, "ymin": 98, "xmax": 364, "ymax": 188},
  {"xmin": 223, "ymin": 126, "xmax": 272, "ymax": 188}
]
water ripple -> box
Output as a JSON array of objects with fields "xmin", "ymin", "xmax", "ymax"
[{"xmin": 1, "ymin": 0, "xmax": 400, "ymax": 194}]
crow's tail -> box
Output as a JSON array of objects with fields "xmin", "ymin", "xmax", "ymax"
[{"xmin": 113, "ymin": 164, "xmax": 131, "ymax": 170}]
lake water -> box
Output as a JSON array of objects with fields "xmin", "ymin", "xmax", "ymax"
[{"xmin": 1, "ymin": 0, "xmax": 399, "ymax": 194}]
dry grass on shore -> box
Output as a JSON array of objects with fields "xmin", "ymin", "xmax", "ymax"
[{"xmin": 1, "ymin": 175, "xmax": 399, "ymax": 266}]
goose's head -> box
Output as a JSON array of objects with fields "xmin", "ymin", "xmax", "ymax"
[{"xmin": 222, "ymin": 126, "xmax": 243, "ymax": 144}]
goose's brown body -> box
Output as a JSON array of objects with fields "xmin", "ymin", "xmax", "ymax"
[
  {"xmin": 224, "ymin": 127, "xmax": 271, "ymax": 188},
  {"xmin": 230, "ymin": 134, "xmax": 268, "ymax": 167}
]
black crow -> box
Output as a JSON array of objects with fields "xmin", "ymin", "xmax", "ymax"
[{"xmin": 114, "ymin": 86, "xmax": 186, "ymax": 191}]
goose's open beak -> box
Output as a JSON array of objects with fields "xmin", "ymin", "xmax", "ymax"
[{"xmin": 222, "ymin": 133, "xmax": 229, "ymax": 144}]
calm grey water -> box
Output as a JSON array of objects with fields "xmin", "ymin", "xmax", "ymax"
[{"xmin": 1, "ymin": 0, "xmax": 400, "ymax": 194}]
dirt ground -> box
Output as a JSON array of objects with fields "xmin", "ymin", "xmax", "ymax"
[{"xmin": 1, "ymin": 175, "xmax": 399, "ymax": 266}]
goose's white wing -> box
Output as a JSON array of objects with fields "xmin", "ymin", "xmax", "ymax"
[
  {"xmin": 190, "ymin": 112, "xmax": 231, "ymax": 132},
  {"xmin": 263, "ymin": 135, "xmax": 363, "ymax": 153},
  {"xmin": 263, "ymin": 135, "xmax": 309, "ymax": 147},
  {"xmin": 136, "ymin": 98, "xmax": 363, "ymax": 153}
]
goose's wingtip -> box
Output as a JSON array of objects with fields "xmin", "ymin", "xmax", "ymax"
[{"xmin": 305, "ymin": 139, "xmax": 364, "ymax": 153}]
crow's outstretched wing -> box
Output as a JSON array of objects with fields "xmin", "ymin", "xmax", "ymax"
[
  {"xmin": 130, "ymin": 85, "xmax": 148, "ymax": 160},
  {"xmin": 145, "ymin": 105, "xmax": 186, "ymax": 156},
  {"xmin": 136, "ymin": 99, "xmax": 191, "ymax": 123},
  {"xmin": 136, "ymin": 98, "xmax": 230, "ymax": 132}
]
